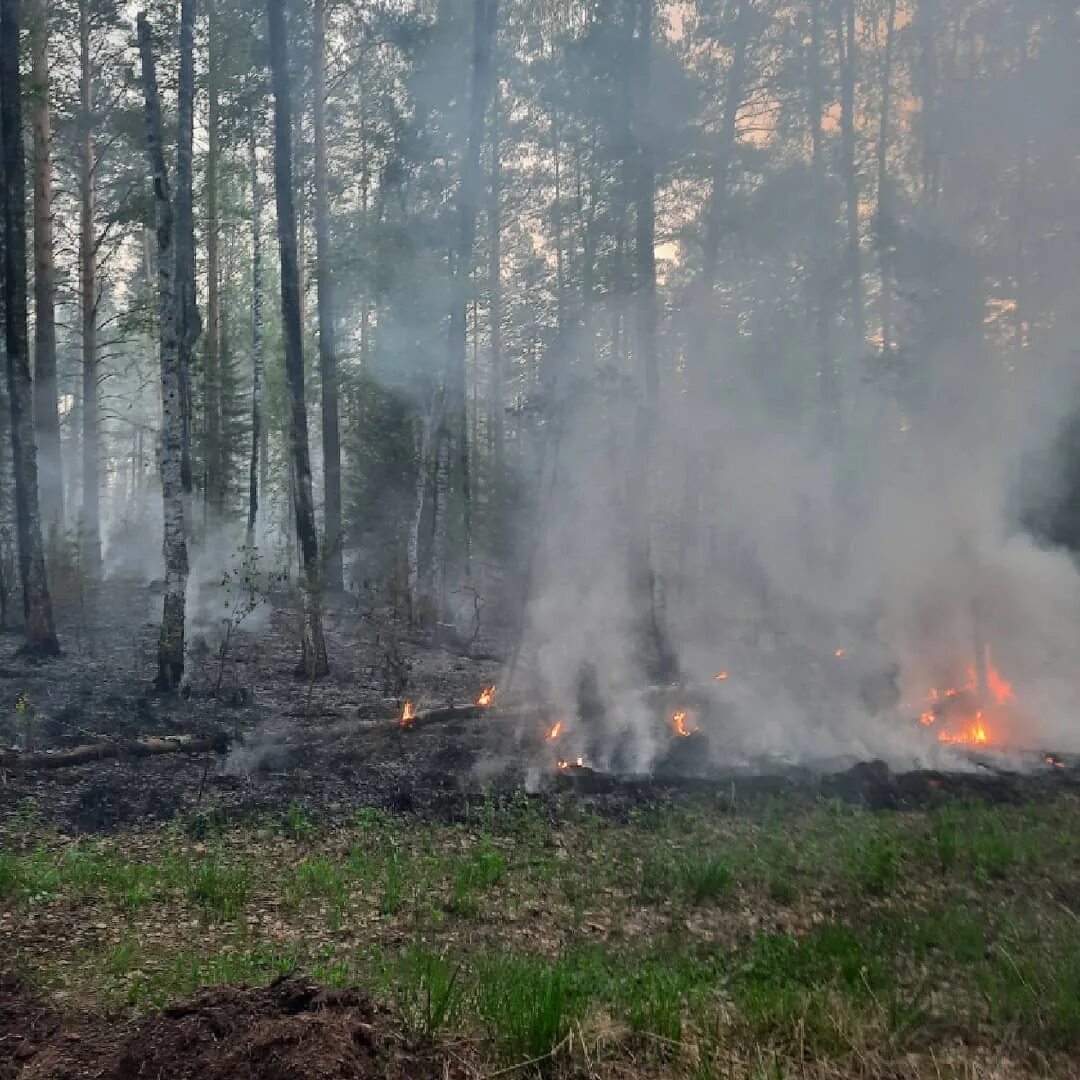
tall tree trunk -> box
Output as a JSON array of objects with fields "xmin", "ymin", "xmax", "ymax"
[
  {"xmin": 175, "ymin": 0, "xmax": 198, "ymax": 518},
  {"xmin": 247, "ymin": 121, "xmax": 263, "ymax": 546},
  {"xmin": 809, "ymin": 0, "xmax": 838, "ymax": 441},
  {"xmin": 312, "ymin": 0, "xmax": 342, "ymax": 593},
  {"xmin": 78, "ymin": 0, "xmax": 100, "ymax": 576},
  {"xmin": 30, "ymin": 0, "xmax": 61, "ymax": 533},
  {"xmin": 266, "ymin": 0, "xmax": 329, "ymax": 677},
  {"xmin": 680, "ymin": 0, "xmax": 750, "ymax": 577},
  {"xmin": 432, "ymin": 0, "xmax": 498, "ymax": 610},
  {"xmin": 205, "ymin": 0, "xmax": 223, "ymax": 519},
  {"xmin": 840, "ymin": 0, "xmax": 863, "ymax": 348},
  {"xmin": 876, "ymin": 0, "xmax": 896, "ymax": 361},
  {"xmin": 1, "ymin": 0, "xmax": 60, "ymax": 657},
  {"xmin": 487, "ymin": 74, "xmax": 503, "ymax": 479},
  {"xmin": 137, "ymin": 12, "xmax": 189, "ymax": 691}
]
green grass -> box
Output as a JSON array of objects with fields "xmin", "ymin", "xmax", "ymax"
[{"xmin": 5, "ymin": 793, "xmax": 1080, "ymax": 1073}]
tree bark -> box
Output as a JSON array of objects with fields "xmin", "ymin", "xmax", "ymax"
[
  {"xmin": 78, "ymin": 0, "xmax": 100, "ymax": 576},
  {"xmin": 312, "ymin": 0, "xmax": 343, "ymax": 594},
  {"xmin": 839, "ymin": 0, "xmax": 863, "ymax": 348},
  {"xmin": 434, "ymin": 0, "xmax": 498, "ymax": 606},
  {"xmin": 680, "ymin": 0, "xmax": 750, "ymax": 576},
  {"xmin": 175, "ymin": 0, "xmax": 198, "ymax": 517},
  {"xmin": 487, "ymin": 74, "xmax": 503, "ymax": 479},
  {"xmin": 876, "ymin": 0, "xmax": 897, "ymax": 361},
  {"xmin": 30, "ymin": 0, "xmax": 62, "ymax": 534},
  {"xmin": 266, "ymin": 0, "xmax": 329, "ymax": 677},
  {"xmin": 247, "ymin": 120, "xmax": 263, "ymax": 546},
  {"xmin": 205, "ymin": 0, "xmax": 223, "ymax": 519},
  {"xmin": 137, "ymin": 12, "xmax": 189, "ymax": 692},
  {"xmin": 0, "ymin": 0, "xmax": 60, "ymax": 657},
  {"xmin": 0, "ymin": 731, "xmax": 230, "ymax": 771}
]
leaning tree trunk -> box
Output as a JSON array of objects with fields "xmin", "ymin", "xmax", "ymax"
[
  {"xmin": 487, "ymin": 75, "xmax": 503, "ymax": 482},
  {"xmin": 175, "ymin": 0, "xmax": 199, "ymax": 525},
  {"xmin": 0, "ymin": 0, "xmax": 60, "ymax": 657},
  {"xmin": 312, "ymin": 0, "xmax": 343, "ymax": 594},
  {"xmin": 247, "ymin": 120, "xmax": 263, "ymax": 547},
  {"xmin": 78, "ymin": 0, "xmax": 100, "ymax": 576},
  {"xmin": 30, "ymin": 0, "xmax": 62, "ymax": 534},
  {"xmin": 266, "ymin": 0, "xmax": 329, "ymax": 678},
  {"xmin": 137, "ymin": 12, "xmax": 189, "ymax": 691}
]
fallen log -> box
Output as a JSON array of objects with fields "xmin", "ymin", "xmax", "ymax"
[
  {"xmin": 0, "ymin": 731, "xmax": 231, "ymax": 771},
  {"xmin": 399, "ymin": 704, "xmax": 485, "ymax": 731}
]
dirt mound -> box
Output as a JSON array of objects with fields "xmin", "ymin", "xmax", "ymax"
[{"xmin": 2, "ymin": 976, "xmax": 461, "ymax": 1080}]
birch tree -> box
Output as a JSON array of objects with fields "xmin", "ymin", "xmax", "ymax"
[{"xmin": 137, "ymin": 11, "xmax": 189, "ymax": 691}]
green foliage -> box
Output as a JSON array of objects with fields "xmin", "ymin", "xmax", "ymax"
[
  {"xmin": 395, "ymin": 946, "xmax": 464, "ymax": 1038},
  {"xmin": 181, "ymin": 861, "xmax": 250, "ymax": 921},
  {"xmin": 476, "ymin": 955, "xmax": 575, "ymax": 1065}
]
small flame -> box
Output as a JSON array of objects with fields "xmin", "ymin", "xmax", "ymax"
[
  {"xmin": 477, "ymin": 685, "xmax": 496, "ymax": 707},
  {"xmin": 985, "ymin": 651, "xmax": 1014, "ymax": 705},
  {"xmin": 400, "ymin": 701, "xmax": 416, "ymax": 727},
  {"xmin": 835, "ymin": 648, "xmax": 846, "ymax": 659},
  {"xmin": 1045, "ymin": 754, "xmax": 1066, "ymax": 770},
  {"xmin": 714, "ymin": 671, "xmax": 729, "ymax": 681},
  {"xmin": 556, "ymin": 756, "xmax": 586, "ymax": 771},
  {"xmin": 672, "ymin": 711, "xmax": 693, "ymax": 738},
  {"xmin": 546, "ymin": 720, "xmax": 563, "ymax": 742},
  {"xmin": 937, "ymin": 711, "xmax": 989, "ymax": 746}
]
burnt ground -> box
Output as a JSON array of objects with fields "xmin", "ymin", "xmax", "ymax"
[
  {"xmin": 0, "ymin": 974, "xmax": 465, "ymax": 1080},
  {"xmin": 1, "ymin": 577, "xmax": 1079, "ymax": 835}
]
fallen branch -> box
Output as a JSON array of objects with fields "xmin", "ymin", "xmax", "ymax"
[
  {"xmin": 400, "ymin": 704, "xmax": 485, "ymax": 730},
  {"xmin": 0, "ymin": 731, "xmax": 230, "ymax": 771}
]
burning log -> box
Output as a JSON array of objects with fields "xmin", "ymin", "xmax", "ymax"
[
  {"xmin": 397, "ymin": 703, "xmax": 485, "ymax": 730},
  {"xmin": 0, "ymin": 731, "xmax": 230, "ymax": 771}
]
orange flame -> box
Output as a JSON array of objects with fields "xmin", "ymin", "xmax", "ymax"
[
  {"xmin": 835, "ymin": 648, "xmax": 846, "ymax": 659},
  {"xmin": 400, "ymin": 701, "xmax": 416, "ymax": 727},
  {"xmin": 986, "ymin": 656, "xmax": 1014, "ymax": 705},
  {"xmin": 714, "ymin": 671, "xmax": 729, "ymax": 681},
  {"xmin": 557, "ymin": 756, "xmax": 586, "ymax": 770},
  {"xmin": 672, "ymin": 711, "xmax": 693, "ymax": 738},
  {"xmin": 477, "ymin": 685, "xmax": 496, "ymax": 707},
  {"xmin": 546, "ymin": 720, "xmax": 563, "ymax": 742},
  {"xmin": 937, "ymin": 711, "xmax": 989, "ymax": 746},
  {"xmin": 1046, "ymin": 754, "xmax": 1066, "ymax": 770}
]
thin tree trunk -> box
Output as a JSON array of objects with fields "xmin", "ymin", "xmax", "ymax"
[
  {"xmin": 680, "ymin": 0, "xmax": 750, "ymax": 575},
  {"xmin": 1, "ymin": 0, "xmax": 60, "ymax": 657},
  {"xmin": 266, "ymin": 0, "xmax": 329, "ymax": 677},
  {"xmin": 840, "ymin": 0, "xmax": 863, "ymax": 347},
  {"xmin": 137, "ymin": 12, "xmax": 189, "ymax": 691},
  {"xmin": 876, "ymin": 0, "xmax": 896, "ymax": 360},
  {"xmin": 247, "ymin": 121, "xmax": 263, "ymax": 546},
  {"xmin": 312, "ymin": 0, "xmax": 342, "ymax": 593},
  {"xmin": 434, "ymin": 0, "xmax": 498, "ymax": 607},
  {"xmin": 809, "ymin": 0, "xmax": 838, "ymax": 441},
  {"xmin": 205, "ymin": 0, "xmax": 223, "ymax": 519},
  {"xmin": 175, "ymin": 0, "xmax": 198, "ymax": 518},
  {"xmin": 487, "ymin": 75, "xmax": 503, "ymax": 477},
  {"xmin": 30, "ymin": 0, "xmax": 62, "ymax": 533},
  {"xmin": 78, "ymin": 0, "xmax": 100, "ymax": 576}
]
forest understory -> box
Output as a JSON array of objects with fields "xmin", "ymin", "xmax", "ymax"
[{"xmin": 3, "ymin": 582, "xmax": 1080, "ymax": 1079}]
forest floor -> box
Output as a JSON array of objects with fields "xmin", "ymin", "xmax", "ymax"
[{"xmin": 2, "ymin": 579, "xmax": 1080, "ymax": 1078}]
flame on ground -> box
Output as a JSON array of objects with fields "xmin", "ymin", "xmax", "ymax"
[
  {"xmin": 916, "ymin": 647, "xmax": 1016, "ymax": 748},
  {"xmin": 546, "ymin": 720, "xmax": 563, "ymax": 742},
  {"xmin": 672, "ymin": 711, "xmax": 693, "ymax": 738},
  {"xmin": 557, "ymin": 757, "xmax": 586, "ymax": 770},
  {"xmin": 400, "ymin": 701, "xmax": 415, "ymax": 727},
  {"xmin": 714, "ymin": 671, "xmax": 729, "ymax": 682},
  {"xmin": 835, "ymin": 648, "xmax": 846, "ymax": 658},
  {"xmin": 477, "ymin": 685, "xmax": 496, "ymax": 707}
]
